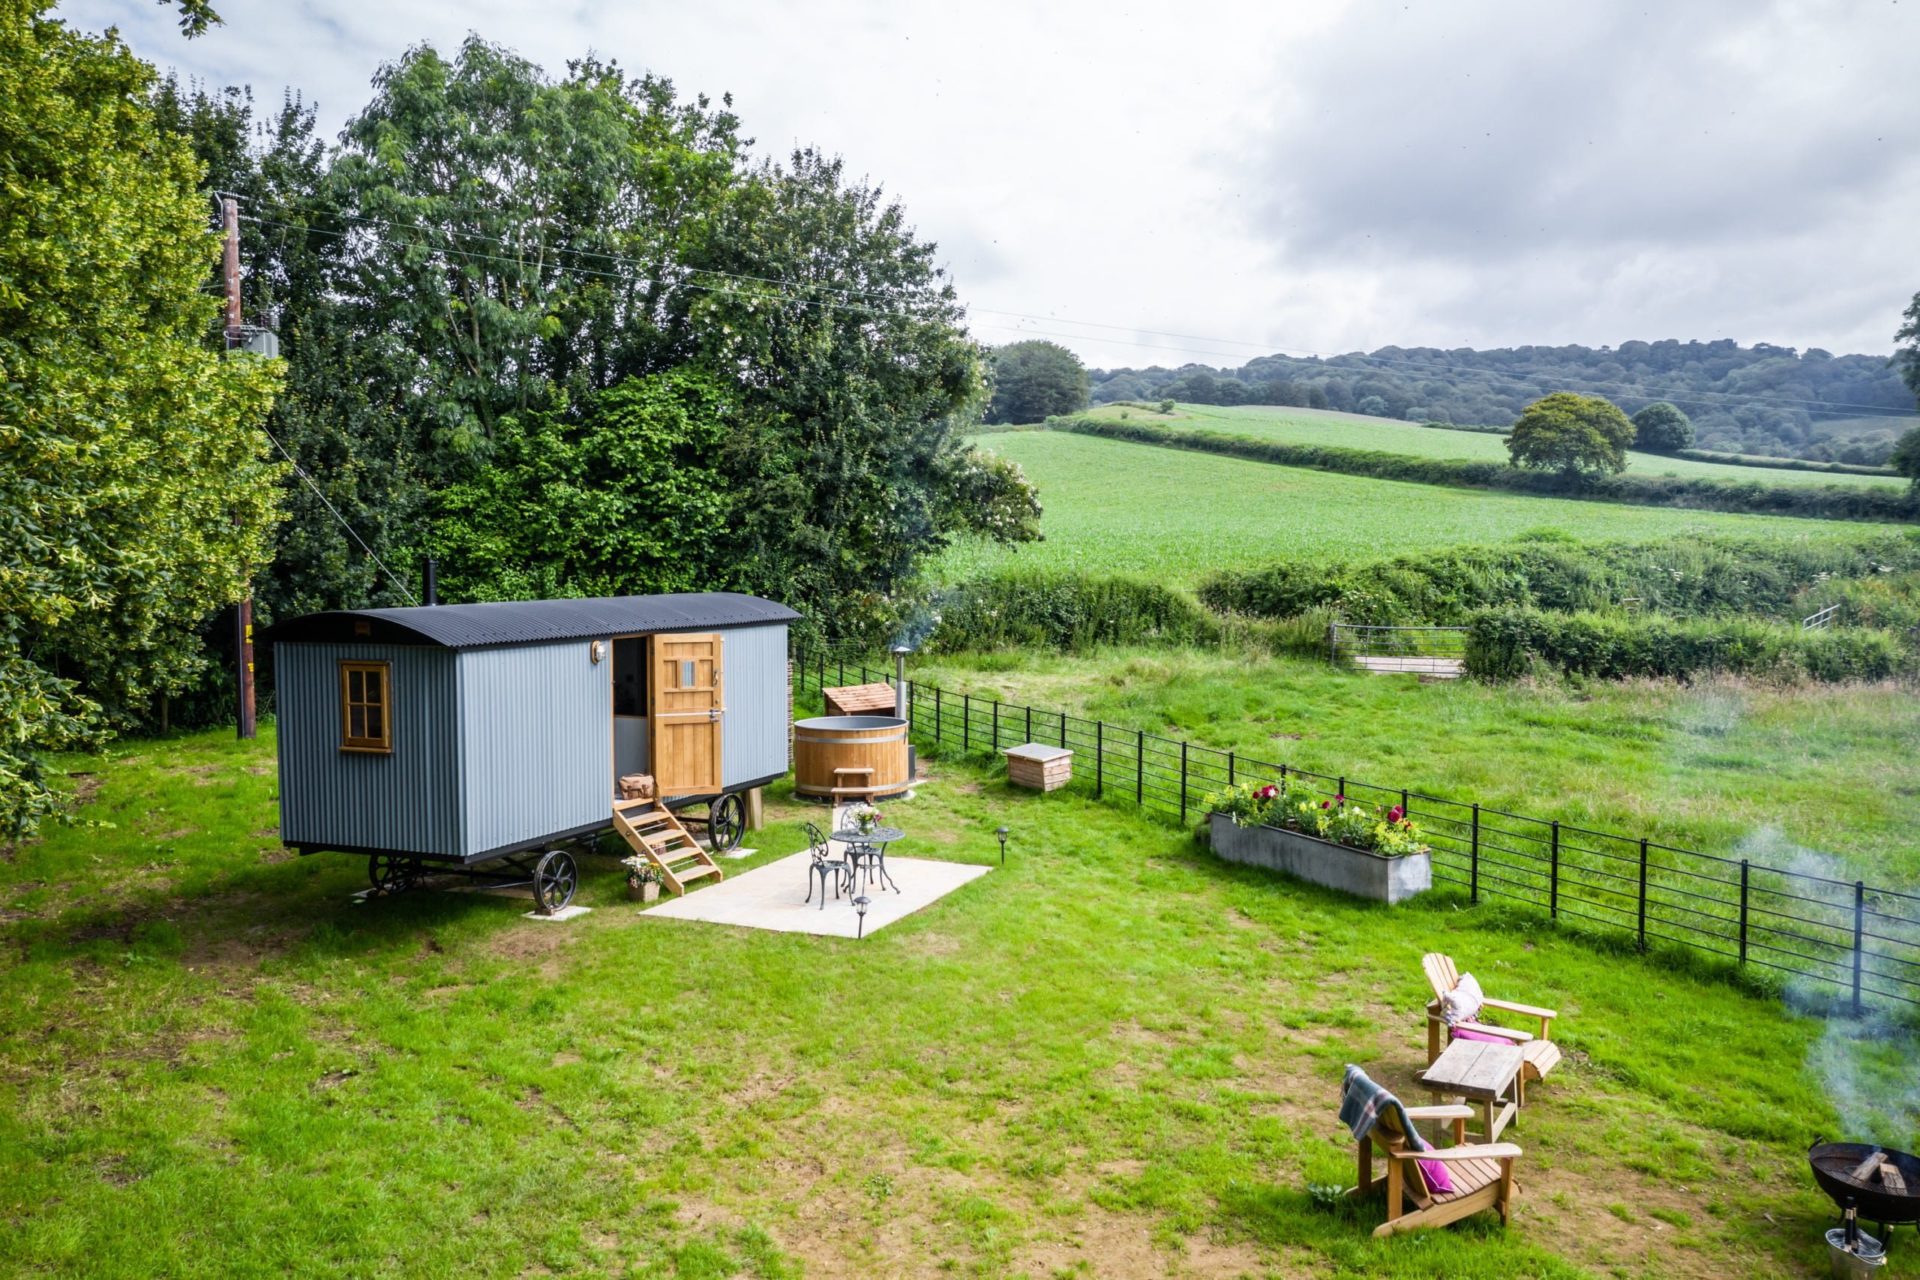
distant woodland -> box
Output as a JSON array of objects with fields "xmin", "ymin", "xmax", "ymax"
[{"xmin": 1089, "ymin": 341, "xmax": 1917, "ymax": 463}]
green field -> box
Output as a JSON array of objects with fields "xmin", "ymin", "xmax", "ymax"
[
  {"xmin": 937, "ymin": 431, "xmax": 1885, "ymax": 585},
  {"xmin": 5, "ymin": 726, "xmax": 1916, "ymax": 1278},
  {"xmin": 904, "ymin": 645, "xmax": 1920, "ymax": 887},
  {"xmin": 1086, "ymin": 403, "xmax": 1906, "ymax": 489}
]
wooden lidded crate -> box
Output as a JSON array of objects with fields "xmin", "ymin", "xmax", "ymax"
[
  {"xmin": 1004, "ymin": 743, "xmax": 1073, "ymax": 792},
  {"xmin": 824, "ymin": 683, "xmax": 897, "ymax": 717}
]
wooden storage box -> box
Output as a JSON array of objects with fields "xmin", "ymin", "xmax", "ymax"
[{"xmin": 1004, "ymin": 743, "xmax": 1072, "ymax": 792}]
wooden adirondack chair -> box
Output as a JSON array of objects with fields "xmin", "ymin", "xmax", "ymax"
[
  {"xmin": 1422, "ymin": 952, "xmax": 1562, "ymax": 1100},
  {"xmin": 1348, "ymin": 1092, "xmax": 1523, "ymax": 1236}
]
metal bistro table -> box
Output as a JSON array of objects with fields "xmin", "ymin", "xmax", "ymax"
[{"xmin": 832, "ymin": 824, "xmax": 903, "ymax": 894}]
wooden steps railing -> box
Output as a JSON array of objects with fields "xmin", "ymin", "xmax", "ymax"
[{"xmin": 612, "ymin": 798, "xmax": 724, "ymax": 897}]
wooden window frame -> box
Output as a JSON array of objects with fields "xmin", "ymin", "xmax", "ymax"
[{"xmin": 339, "ymin": 660, "xmax": 393, "ymax": 754}]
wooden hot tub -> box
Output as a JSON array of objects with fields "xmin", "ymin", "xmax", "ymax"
[{"xmin": 794, "ymin": 715, "xmax": 911, "ymax": 800}]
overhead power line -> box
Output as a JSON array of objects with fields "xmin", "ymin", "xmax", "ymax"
[{"xmin": 261, "ymin": 427, "xmax": 419, "ymax": 606}]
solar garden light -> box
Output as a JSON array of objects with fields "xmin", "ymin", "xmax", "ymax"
[
  {"xmin": 854, "ymin": 894, "xmax": 871, "ymax": 939},
  {"xmin": 996, "ymin": 825, "xmax": 1009, "ymax": 866}
]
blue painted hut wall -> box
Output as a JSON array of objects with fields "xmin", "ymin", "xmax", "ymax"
[
  {"xmin": 456, "ymin": 639, "xmax": 611, "ymax": 856},
  {"xmin": 275, "ymin": 643, "xmax": 463, "ymax": 856},
  {"xmin": 720, "ymin": 623, "xmax": 790, "ymax": 789}
]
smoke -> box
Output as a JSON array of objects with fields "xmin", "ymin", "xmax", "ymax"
[
  {"xmin": 1738, "ymin": 826, "xmax": 1920, "ymax": 1148},
  {"xmin": 889, "ymin": 593, "xmax": 947, "ymax": 653}
]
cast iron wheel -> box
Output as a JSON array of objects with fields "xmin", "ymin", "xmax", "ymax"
[
  {"xmin": 706, "ymin": 791, "xmax": 747, "ymax": 854},
  {"xmin": 368, "ymin": 853, "xmax": 415, "ymax": 896},
  {"xmin": 532, "ymin": 848, "xmax": 578, "ymax": 915}
]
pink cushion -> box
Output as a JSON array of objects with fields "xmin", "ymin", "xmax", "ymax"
[
  {"xmin": 1418, "ymin": 1156, "xmax": 1453, "ymax": 1192},
  {"xmin": 1450, "ymin": 1026, "xmax": 1508, "ymax": 1044}
]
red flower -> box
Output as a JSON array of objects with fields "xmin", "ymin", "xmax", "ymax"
[
  {"xmin": 1256, "ymin": 784, "xmax": 1278, "ymax": 800},
  {"xmin": 1320, "ymin": 800, "xmax": 1331, "ymax": 809},
  {"xmin": 1387, "ymin": 806, "xmax": 1404, "ymax": 824}
]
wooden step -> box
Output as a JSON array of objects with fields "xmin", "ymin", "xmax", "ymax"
[{"xmin": 612, "ymin": 800, "xmax": 723, "ymax": 898}]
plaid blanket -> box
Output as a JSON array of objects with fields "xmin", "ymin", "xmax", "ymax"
[{"xmin": 1339, "ymin": 1065, "xmax": 1432, "ymax": 1153}]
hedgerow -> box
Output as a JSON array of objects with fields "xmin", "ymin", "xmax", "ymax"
[
  {"xmin": 1464, "ymin": 608, "xmax": 1908, "ymax": 682},
  {"xmin": 926, "ymin": 571, "xmax": 1222, "ymax": 652},
  {"xmin": 1200, "ymin": 532, "xmax": 1920, "ymax": 626}
]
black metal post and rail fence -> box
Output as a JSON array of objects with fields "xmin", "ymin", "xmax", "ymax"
[{"xmin": 796, "ymin": 644, "xmax": 1920, "ymax": 1016}]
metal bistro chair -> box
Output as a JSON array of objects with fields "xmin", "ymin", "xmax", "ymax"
[{"xmin": 803, "ymin": 821, "xmax": 850, "ymax": 910}]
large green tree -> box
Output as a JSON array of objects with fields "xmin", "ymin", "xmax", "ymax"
[
  {"xmin": 323, "ymin": 41, "xmax": 1034, "ymax": 640},
  {"xmin": 153, "ymin": 36, "xmax": 1037, "ymax": 673},
  {"xmin": 686, "ymin": 146, "xmax": 1037, "ymax": 637},
  {"xmin": 986, "ymin": 340, "xmax": 1089, "ymax": 423},
  {"xmin": 0, "ymin": 1, "xmax": 282, "ymax": 835},
  {"xmin": 1629, "ymin": 401, "xmax": 1693, "ymax": 453},
  {"xmin": 1505, "ymin": 393, "xmax": 1636, "ymax": 481}
]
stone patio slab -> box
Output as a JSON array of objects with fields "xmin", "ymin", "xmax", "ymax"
[{"xmin": 639, "ymin": 851, "xmax": 990, "ymax": 938}]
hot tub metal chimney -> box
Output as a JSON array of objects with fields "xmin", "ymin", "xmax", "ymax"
[
  {"xmin": 422, "ymin": 556, "xmax": 438, "ymax": 606},
  {"xmin": 891, "ymin": 645, "xmax": 911, "ymax": 719}
]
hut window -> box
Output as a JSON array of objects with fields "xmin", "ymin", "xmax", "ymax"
[{"xmin": 339, "ymin": 660, "xmax": 392, "ymax": 753}]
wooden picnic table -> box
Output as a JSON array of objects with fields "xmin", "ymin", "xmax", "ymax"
[{"xmin": 1420, "ymin": 1039, "xmax": 1525, "ymax": 1142}]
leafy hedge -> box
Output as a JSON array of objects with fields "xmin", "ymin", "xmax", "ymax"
[
  {"xmin": 1049, "ymin": 416, "xmax": 1920, "ymax": 524},
  {"xmin": 1673, "ymin": 449, "xmax": 1897, "ymax": 477},
  {"xmin": 1465, "ymin": 608, "xmax": 1908, "ymax": 682},
  {"xmin": 926, "ymin": 571, "xmax": 1221, "ymax": 652},
  {"xmin": 1806, "ymin": 571, "xmax": 1920, "ymax": 636},
  {"xmin": 1200, "ymin": 532, "xmax": 1920, "ymax": 626}
]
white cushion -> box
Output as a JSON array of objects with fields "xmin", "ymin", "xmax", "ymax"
[{"xmin": 1441, "ymin": 972, "xmax": 1484, "ymax": 1026}]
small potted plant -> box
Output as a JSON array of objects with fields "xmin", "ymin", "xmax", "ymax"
[
  {"xmin": 624, "ymin": 855, "xmax": 664, "ymax": 903},
  {"xmin": 848, "ymin": 802, "xmax": 883, "ymax": 837}
]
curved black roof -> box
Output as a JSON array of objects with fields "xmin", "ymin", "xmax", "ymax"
[{"xmin": 264, "ymin": 592, "xmax": 801, "ymax": 650}]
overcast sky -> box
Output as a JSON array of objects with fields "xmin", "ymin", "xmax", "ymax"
[{"xmin": 68, "ymin": 0, "xmax": 1920, "ymax": 368}]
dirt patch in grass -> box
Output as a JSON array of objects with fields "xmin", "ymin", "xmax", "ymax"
[
  {"xmin": 1517, "ymin": 1158, "xmax": 1765, "ymax": 1279},
  {"xmin": 725, "ymin": 1068, "xmax": 799, "ymax": 1108},
  {"xmin": 904, "ymin": 931, "xmax": 962, "ymax": 957},
  {"xmin": 488, "ymin": 923, "xmax": 583, "ymax": 978},
  {"xmin": 68, "ymin": 772, "xmax": 103, "ymax": 806}
]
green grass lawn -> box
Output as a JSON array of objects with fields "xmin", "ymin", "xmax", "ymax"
[
  {"xmin": 3, "ymin": 725, "xmax": 1917, "ymax": 1277},
  {"xmin": 1086, "ymin": 404, "xmax": 1905, "ymax": 490},
  {"xmin": 936, "ymin": 432, "xmax": 1888, "ymax": 585},
  {"xmin": 902, "ymin": 646, "xmax": 1920, "ymax": 889}
]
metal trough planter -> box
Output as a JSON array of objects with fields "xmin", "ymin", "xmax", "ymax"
[{"xmin": 1208, "ymin": 813, "xmax": 1431, "ymax": 904}]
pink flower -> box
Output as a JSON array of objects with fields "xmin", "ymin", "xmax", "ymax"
[
  {"xmin": 1320, "ymin": 800, "xmax": 1331, "ymax": 810},
  {"xmin": 1256, "ymin": 784, "xmax": 1278, "ymax": 800},
  {"xmin": 1387, "ymin": 806, "xmax": 1404, "ymax": 824}
]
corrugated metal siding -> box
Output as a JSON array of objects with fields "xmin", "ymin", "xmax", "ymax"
[
  {"xmin": 721, "ymin": 623, "xmax": 790, "ymax": 787},
  {"xmin": 457, "ymin": 639, "xmax": 611, "ymax": 855},
  {"xmin": 614, "ymin": 717, "xmax": 649, "ymax": 781},
  {"xmin": 276, "ymin": 643, "xmax": 463, "ymax": 857}
]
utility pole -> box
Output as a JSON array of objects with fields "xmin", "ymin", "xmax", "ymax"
[{"xmin": 224, "ymin": 195, "xmax": 257, "ymax": 740}]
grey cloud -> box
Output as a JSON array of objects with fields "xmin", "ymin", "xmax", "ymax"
[{"xmin": 1248, "ymin": 1, "xmax": 1920, "ymax": 261}]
